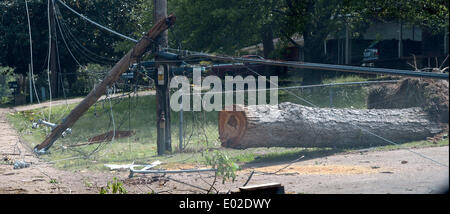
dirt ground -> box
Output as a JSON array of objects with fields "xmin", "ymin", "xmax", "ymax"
[{"xmin": 0, "ymin": 97, "xmax": 448, "ymax": 194}]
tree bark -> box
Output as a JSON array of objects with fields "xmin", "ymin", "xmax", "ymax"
[
  {"xmin": 261, "ymin": 24, "xmax": 274, "ymax": 58},
  {"xmin": 219, "ymin": 102, "xmax": 443, "ymax": 149},
  {"xmin": 34, "ymin": 15, "xmax": 176, "ymax": 152}
]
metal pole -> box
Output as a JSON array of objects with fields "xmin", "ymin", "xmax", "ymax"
[
  {"xmin": 41, "ymin": 87, "xmax": 46, "ymax": 101},
  {"xmin": 190, "ymin": 54, "xmax": 449, "ymax": 80},
  {"xmin": 179, "ymin": 107, "xmax": 183, "ymax": 151},
  {"xmin": 345, "ymin": 23, "xmax": 351, "ymax": 65},
  {"xmin": 329, "ymin": 87, "xmax": 333, "ymax": 107},
  {"xmin": 398, "ymin": 20, "xmax": 403, "ymax": 58},
  {"xmin": 29, "ymin": 64, "xmax": 33, "ymax": 104}
]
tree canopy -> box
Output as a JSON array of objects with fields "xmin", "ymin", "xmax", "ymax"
[{"xmin": 1, "ymin": 0, "xmax": 448, "ymax": 90}]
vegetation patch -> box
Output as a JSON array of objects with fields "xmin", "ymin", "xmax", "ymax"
[
  {"xmin": 368, "ymin": 78, "xmax": 449, "ymax": 123},
  {"xmin": 6, "ymin": 81, "xmax": 448, "ymax": 173}
]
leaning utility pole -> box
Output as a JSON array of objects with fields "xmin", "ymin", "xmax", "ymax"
[
  {"xmin": 34, "ymin": 15, "xmax": 176, "ymax": 153},
  {"xmin": 154, "ymin": 0, "xmax": 171, "ymax": 155}
]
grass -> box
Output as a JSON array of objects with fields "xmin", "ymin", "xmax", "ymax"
[
  {"xmin": 277, "ymin": 81, "xmax": 370, "ymax": 109},
  {"xmin": 365, "ymin": 138, "xmax": 449, "ymax": 152},
  {"xmin": 275, "ymin": 74, "xmax": 374, "ymax": 109},
  {"xmin": 322, "ymin": 75, "xmax": 370, "ymax": 84},
  {"xmin": 6, "ymin": 75, "xmax": 448, "ymax": 172},
  {"xmin": 7, "ymin": 94, "xmax": 222, "ymax": 171}
]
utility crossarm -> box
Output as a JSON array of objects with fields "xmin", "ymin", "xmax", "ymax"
[
  {"xmin": 187, "ymin": 54, "xmax": 449, "ymax": 80},
  {"xmin": 32, "ymin": 119, "xmax": 72, "ymax": 138}
]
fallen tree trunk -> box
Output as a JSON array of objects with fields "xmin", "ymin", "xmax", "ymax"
[
  {"xmin": 34, "ymin": 15, "xmax": 176, "ymax": 152},
  {"xmin": 219, "ymin": 103, "xmax": 443, "ymax": 149}
]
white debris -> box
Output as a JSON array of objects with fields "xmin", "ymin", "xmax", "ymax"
[
  {"xmin": 13, "ymin": 160, "xmax": 31, "ymax": 169},
  {"xmin": 141, "ymin": 161, "xmax": 162, "ymax": 170},
  {"xmin": 104, "ymin": 161, "xmax": 162, "ymax": 171}
]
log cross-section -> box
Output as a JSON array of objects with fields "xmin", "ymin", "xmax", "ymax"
[
  {"xmin": 34, "ymin": 15, "xmax": 176, "ymax": 152},
  {"xmin": 219, "ymin": 102, "xmax": 443, "ymax": 149}
]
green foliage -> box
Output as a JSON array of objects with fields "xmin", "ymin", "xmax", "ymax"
[
  {"xmin": 69, "ymin": 64, "xmax": 110, "ymax": 96},
  {"xmin": 100, "ymin": 177, "xmax": 127, "ymax": 194},
  {"xmin": 166, "ymin": 0, "xmax": 286, "ymax": 56},
  {"xmin": 0, "ymin": 66, "xmax": 16, "ymax": 104},
  {"xmin": 347, "ymin": 0, "xmax": 449, "ymax": 34},
  {"xmin": 203, "ymin": 150, "xmax": 239, "ymax": 184},
  {"xmin": 0, "ymin": 0, "xmax": 139, "ymax": 83}
]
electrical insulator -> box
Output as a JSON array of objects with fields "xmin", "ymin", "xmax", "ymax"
[
  {"xmin": 157, "ymin": 65, "xmax": 165, "ymax": 85},
  {"xmin": 160, "ymin": 112, "xmax": 166, "ymax": 128}
]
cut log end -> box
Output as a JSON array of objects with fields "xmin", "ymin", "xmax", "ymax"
[{"xmin": 219, "ymin": 105, "xmax": 248, "ymax": 148}]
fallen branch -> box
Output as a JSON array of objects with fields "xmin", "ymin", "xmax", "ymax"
[
  {"xmin": 272, "ymin": 155, "xmax": 305, "ymax": 174},
  {"xmin": 1, "ymin": 153, "xmax": 33, "ymax": 156},
  {"xmin": 166, "ymin": 176, "xmax": 210, "ymax": 192},
  {"xmin": 129, "ymin": 168, "xmax": 216, "ymax": 178},
  {"xmin": 243, "ymin": 171, "xmax": 255, "ymax": 187}
]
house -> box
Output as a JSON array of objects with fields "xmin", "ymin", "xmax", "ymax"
[
  {"xmin": 240, "ymin": 21, "xmax": 448, "ymax": 70},
  {"xmin": 324, "ymin": 21, "xmax": 449, "ymax": 69},
  {"xmin": 239, "ymin": 34, "xmax": 304, "ymax": 61}
]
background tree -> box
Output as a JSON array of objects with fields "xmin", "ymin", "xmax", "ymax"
[
  {"xmin": 1, "ymin": 0, "xmax": 448, "ymax": 97},
  {"xmin": 281, "ymin": 0, "xmax": 449, "ymax": 84},
  {"xmin": 163, "ymin": 0, "xmax": 286, "ymax": 57},
  {"xmin": 0, "ymin": 0, "xmax": 140, "ymax": 97}
]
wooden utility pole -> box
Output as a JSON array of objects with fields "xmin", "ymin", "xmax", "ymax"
[
  {"xmin": 154, "ymin": 0, "xmax": 171, "ymax": 155},
  {"xmin": 34, "ymin": 15, "xmax": 176, "ymax": 152}
]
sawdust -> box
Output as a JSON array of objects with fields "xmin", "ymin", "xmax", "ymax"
[
  {"xmin": 240, "ymin": 165, "xmax": 382, "ymax": 175},
  {"xmin": 155, "ymin": 163, "xmax": 203, "ymax": 170},
  {"xmin": 157, "ymin": 163, "xmax": 381, "ymax": 175}
]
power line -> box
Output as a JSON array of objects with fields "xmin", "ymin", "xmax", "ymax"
[
  {"xmin": 177, "ymin": 51, "xmax": 449, "ymax": 80},
  {"xmin": 24, "ymin": 0, "xmax": 41, "ymax": 104},
  {"xmin": 167, "ymin": 47, "xmax": 448, "ymax": 168},
  {"xmin": 167, "ymin": 47, "xmax": 449, "ymax": 168},
  {"xmin": 54, "ymin": 15, "xmax": 71, "ymax": 123},
  {"xmin": 184, "ymin": 80, "xmax": 400, "ymax": 96},
  {"xmin": 55, "ymin": 0, "xmax": 138, "ymax": 42},
  {"xmin": 54, "ymin": 4, "xmax": 83, "ymax": 67},
  {"xmin": 46, "ymin": 0, "xmax": 53, "ymax": 121},
  {"xmin": 54, "ymin": 5, "xmax": 118, "ymax": 64},
  {"xmin": 54, "ymin": 5, "xmax": 113, "ymax": 65},
  {"xmin": 242, "ymin": 62, "xmax": 449, "ymax": 168}
]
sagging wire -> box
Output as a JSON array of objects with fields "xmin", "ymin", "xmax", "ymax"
[
  {"xmin": 24, "ymin": 0, "xmax": 41, "ymax": 105},
  {"xmin": 243, "ymin": 61, "xmax": 449, "ymax": 168},
  {"xmin": 46, "ymin": 0, "xmax": 53, "ymax": 122},
  {"xmin": 55, "ymin": 0, "xmax": 138, "ymax": 42},
  {"xmin": 167, "ymin": 47, "xmax": 448, "ymax": 168},
  {"xmin": 54, "ymin": 4, "xmax": 118, "ymax": 65}
]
